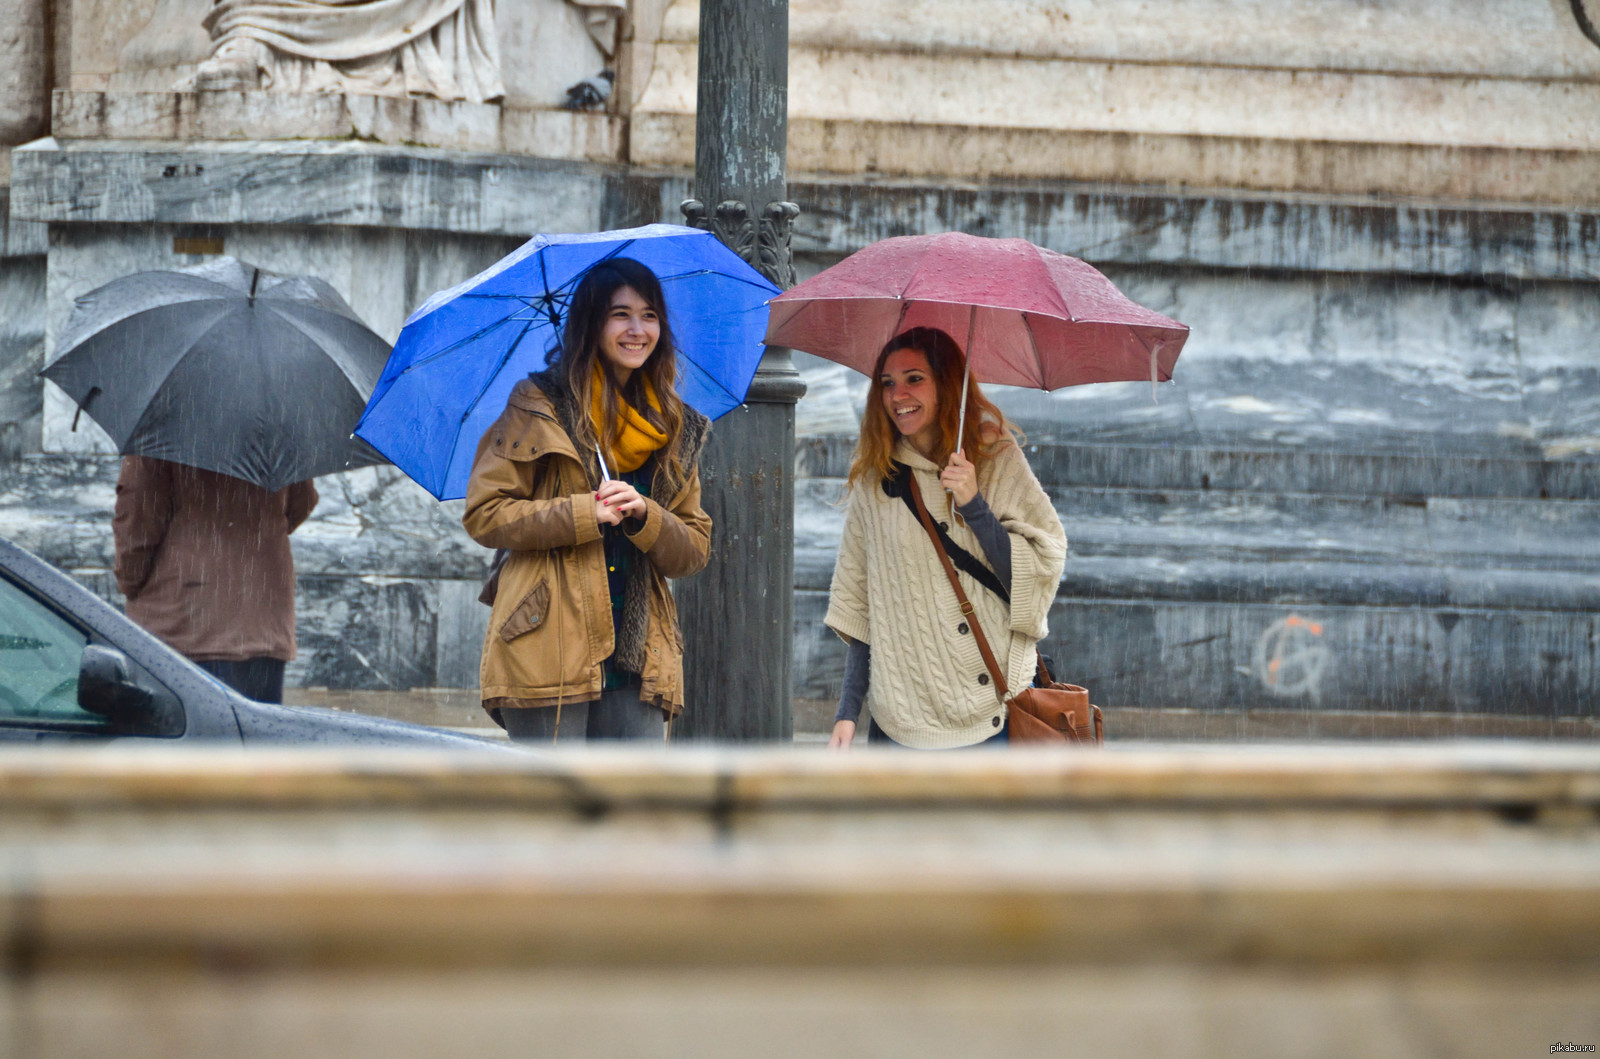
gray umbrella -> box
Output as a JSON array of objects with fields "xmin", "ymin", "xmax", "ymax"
[{"xmin": 40, "ymin": 257, "xmax": 389, "ymax": 492}]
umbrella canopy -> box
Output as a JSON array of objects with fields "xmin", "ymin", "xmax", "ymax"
[
  {"xmin": 765, "ymin": 232, "xmax": 1188, "ymax": 389},
  {"xmin": 354, "ymin": 224, "xmax": 780, "ymax": 501},
  {"xmin": 41, "ymin": 257, "xmax": 391, "ymax": 492}
]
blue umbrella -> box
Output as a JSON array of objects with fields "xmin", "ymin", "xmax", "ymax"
[{"xmin": 354, "ymin": 224, "xmax": 780, "ymax": 500}]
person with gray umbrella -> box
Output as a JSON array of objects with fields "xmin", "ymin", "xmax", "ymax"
[
  {"xmin": 43, "ymin": 257, "xmax": 391, "ymax": 702},
  {"xmin": 113, "ymin": 458, "xmax": 317, "ymax": 703}
]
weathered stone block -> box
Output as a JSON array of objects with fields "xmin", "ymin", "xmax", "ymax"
[
  {"xmin": 0, "ymin": 257, "xmax": 44, "ymax": 460},
  {"xmin": 293, "ymin": 575, "xmax": 439, "ymax": 691},
  {"xmin": 791, "ymin": 182, "xmax": 1600, "ymax": 282},
  {"xmin": 435, "ymin": 579, "xmax": 491, "ymax": 689},
  {"xmin": 636, "ymin": 0, "xmax": 1600, "ymax": 202},
  {"xmin": 48, "ymin": 91, "xmax": 625, "ymax": 163},
  {"xmin": 0, "ymin": 188, "xmax": 48, "ymax": 259},
  {"xmin": 0, "ymin": 0, "xmax": 49, "ymax": 146},
  {"xmin": 11, "ymin": 138, "xmax": 614, "ymax": 236}
]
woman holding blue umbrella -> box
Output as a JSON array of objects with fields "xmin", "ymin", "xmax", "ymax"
[{"xmin": 462, "ymin": 258, "xmax": 712, "ymax": 743}]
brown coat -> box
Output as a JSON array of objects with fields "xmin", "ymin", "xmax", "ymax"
[
  {"xmin": 112, "ymin": 456, "xmax": 317, "ymax": 662},
  {"xmin": 462, "ymin": 374, "xmax": 711, "ymax": 718}
]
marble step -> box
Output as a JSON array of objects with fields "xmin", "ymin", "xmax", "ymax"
[
  {"xmin": 792, "ymin": 586, "xmax": 1600, "ymax": 714},
  {"xmin": 791, "ymin": 475, "xmax": 1600, "ymax": 712},
  {"xmin": 796, "ymin": 434, "xmax": 1600, "ymax": 501},
  {"xmin": 796, "ymin": 477, "xmax": 1600, "ymax": 596}
]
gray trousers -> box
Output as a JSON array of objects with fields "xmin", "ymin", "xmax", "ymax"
[
  {"xmin": 197, "ymin": 658, "xmax": 285, "ymax": 704},
  {"xmin": 500, "ymin": 686, "xmax": 666, "ymax": 744}
]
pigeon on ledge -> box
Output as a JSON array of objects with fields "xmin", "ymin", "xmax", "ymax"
[{"xmin": 563, "ymin": 70, "xmax": 614, "ymax": 110}]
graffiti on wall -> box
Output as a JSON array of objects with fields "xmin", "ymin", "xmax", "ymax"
[{"xmin": 1251, "ymin": 614, "xmax": 1330, "ymax": 702}]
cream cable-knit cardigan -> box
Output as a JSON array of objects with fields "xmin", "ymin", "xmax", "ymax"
[{"xmin": 825, "ymin": 438, "xmax": 1067, "ymax": 748}]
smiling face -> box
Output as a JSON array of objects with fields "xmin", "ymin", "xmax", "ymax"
[
  {"xmin": 598, "ymin": 285, "xmax": 660, "ymax": 385},
  {"xmin": 880, "ymin": 347, "xmax": 940, "ymax": 456}
]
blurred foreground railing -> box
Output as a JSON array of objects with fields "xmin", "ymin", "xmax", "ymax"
[{"xmin": 1, "ymin": 744, "xmax": 1597, "ymax": 1058}]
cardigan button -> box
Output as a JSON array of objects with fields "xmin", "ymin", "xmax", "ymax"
[
  {"xmin": 957, "ymin": 622, "xmax": 969, "ymax": 634},
  {"xmin": 977, "ymin": 673, "xmax": 990, "ymax": 686},
  {"xmin": 992, "ymin": 716, "xmax": 1001, "ymax": 728},
  {"xmin": 938, "ymin": 521, "xmax": 949, "ymax": 532}
]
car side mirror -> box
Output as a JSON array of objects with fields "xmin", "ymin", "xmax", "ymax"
[{"xmin": 79, "ymin": 645, "xmax": 181, "ymax": 736}]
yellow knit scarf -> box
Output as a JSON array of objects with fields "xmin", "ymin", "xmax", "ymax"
[{"xmin": 591, "ymin": 363, "xmax": 668, "ymax": 474}]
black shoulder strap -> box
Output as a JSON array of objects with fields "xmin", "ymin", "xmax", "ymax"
[{"xmin": 884, "ymin": 462, "xmax": 1010, "ymax": 604}]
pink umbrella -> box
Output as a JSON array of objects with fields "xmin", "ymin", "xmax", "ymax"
[{"xmin": 765, "ymin": 232, "xmax": 1188, "ymax": 447}]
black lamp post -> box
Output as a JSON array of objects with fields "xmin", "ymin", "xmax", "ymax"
[{"xmin": 675, "ymin": 0, "xmax": 805, "ymax": 740}]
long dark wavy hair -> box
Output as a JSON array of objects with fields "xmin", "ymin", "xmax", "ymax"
[
  {"xmin": 551, "ymin": 257, "xmax": 689, "ymax": 496},
  {"xmin": 847, "ymin": 326, "xmax": 1020, "ymax": 491}
]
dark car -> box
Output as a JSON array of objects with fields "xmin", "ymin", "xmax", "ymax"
[{"xmin": 0, "ymin": 536, "xmax": 512, "ymax": 749}]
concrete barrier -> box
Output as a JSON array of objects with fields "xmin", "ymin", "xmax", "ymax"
[{"xmin": 1, "ymin": 744, "xmax": 1597, "ymax": 1057}]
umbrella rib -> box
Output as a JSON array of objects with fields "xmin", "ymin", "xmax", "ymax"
[
  {"xmin": 460, "ymin": 316, "xmax": 539, "ymax": 426},
  {"xmin": 388, "ymin": 314, "xmax": 528, "ymax": 377},
  {"xmin": 679, "ymin": 341, "xmax": 752, "ymax": 407},
  {"xmin": 1021, "ymin": 313, "xmax": 1046, "ymax": 389},
  {"xmin": 528, "ymin": 238, "xmax": 638, "ymax": 331},
  {"xmin": 536, "ymin": 249, "xmax": 560, "ymax": 331},
  {"xmin": 260, "ymin": 303, "xmax": 382, "ymax": 387},
  {"xmin": 119, "ymin": 309, "xmax": 244, "ymax": 450},
  {"xmin": 659, "ymin": 267, "xmax": 780, "ymax": 294},
  {"xmin": 441, "ymin": 315, "xmax": 539, "ymax": 488},
  {"xmin": 547, "ymin": 239, "xmax": 639, "ymax": 298},
  {"xmin": 49, "ymin": 292, "xmax": 235, "ymax": 370}
]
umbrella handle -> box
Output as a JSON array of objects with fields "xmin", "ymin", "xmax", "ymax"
[{"xmin": 594, "ymin": 441, "xmax": 612, "ymax": 483}]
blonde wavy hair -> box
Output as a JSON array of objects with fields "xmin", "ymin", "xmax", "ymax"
[{"xmin": 847, "ymin": 326, "xmax": 1021, "ymax": 492}]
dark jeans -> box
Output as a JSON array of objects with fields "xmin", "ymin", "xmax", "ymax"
[
  {"xmin": 501, "ymin": 686, "xmax": 667, "ymax": 744},
  {"xmin": 867, "ymin": 717, "xmax": 1008, "ymax": 747},
  {"xmin": 197, "ymin": 658, "xmax": 286, "ymax": 704}
]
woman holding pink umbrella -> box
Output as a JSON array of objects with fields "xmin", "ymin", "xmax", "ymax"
[
  {"xmin": 770, "ymin": 232, "xmax": 1185, "ymax": 747},
  {"xmin": 824, "ymin": 327, "xmax": 1066, "ymax": 749}
]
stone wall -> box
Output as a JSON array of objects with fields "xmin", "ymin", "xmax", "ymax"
[
  {"xmin": 0, "ymin": 0, "xmax": 49, "ymax": 157},
  {"xmin": 632, "ymin": 0, "xmax": 1600, "ymax": 202}
]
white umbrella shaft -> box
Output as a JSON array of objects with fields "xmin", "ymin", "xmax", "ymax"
[
  {"xmin": 956, "ymin": 304, "xmax": 975, "ymax": 456},
  {"xmin": 955, "ymin": 364, "xmax": 971, "ymax": 455}
]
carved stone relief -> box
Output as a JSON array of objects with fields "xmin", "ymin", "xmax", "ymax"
[
  {"xmin": 179, "ymin": 0, "xmax": 507, "ymax": 103},
  {"xmin": 681, "ymin": 198, "xmax": 801, "ymax": 290}
]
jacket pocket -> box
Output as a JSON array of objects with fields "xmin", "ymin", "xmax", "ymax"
[{"xmin": 498, "ymin": 579, "xmax": 551, "ymax": 643}]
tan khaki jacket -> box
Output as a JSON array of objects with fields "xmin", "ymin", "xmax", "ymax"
[{"xmin": 462, "ymin": 376, "xmax": 711, "ymax": 717}]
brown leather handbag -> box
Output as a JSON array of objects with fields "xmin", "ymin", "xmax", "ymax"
[{"xmin": 907, "ymin": 474, "xmax": 1103, "ymax": 746}]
